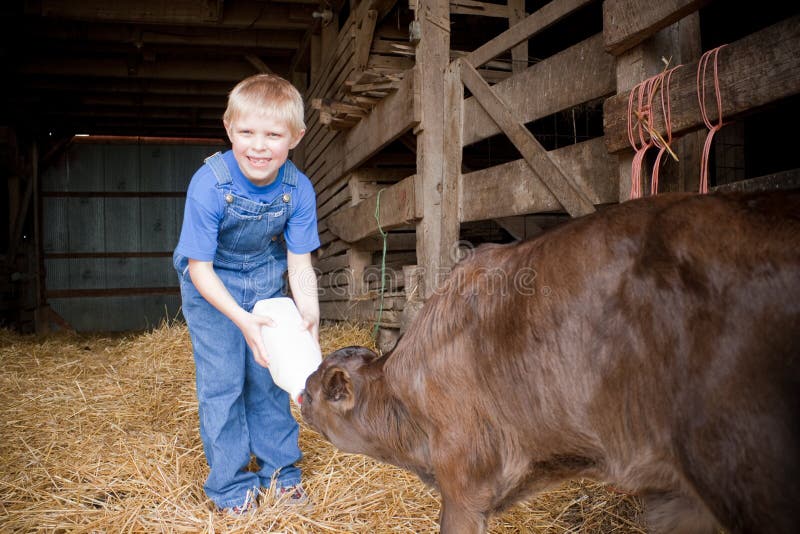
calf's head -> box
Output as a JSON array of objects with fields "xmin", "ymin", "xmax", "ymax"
[{"xmin": 300, "ymin": 345, "xmax": 383, "ymax": 455}]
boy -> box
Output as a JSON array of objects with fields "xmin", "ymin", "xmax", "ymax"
[{"xmin": 173, "ymin": 74, "xmax": 320, "ymax": 515}]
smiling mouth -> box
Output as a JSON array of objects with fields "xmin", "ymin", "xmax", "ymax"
[{"xmin": 248, "ymin": 156, "xmax": 271, "ymax": 167}]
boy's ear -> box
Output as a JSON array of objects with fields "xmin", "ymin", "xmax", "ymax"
[
  {"xmin": 289, "ymin": 129, "xmax": 306, "ymax": 150},
  {"xmin": 223, "ymin": 120, "xmax": 233, "ymax": 143}
]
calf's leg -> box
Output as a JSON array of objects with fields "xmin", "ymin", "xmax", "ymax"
[
  {"xmin": 439, "ymin": 496, "xmax": 487, "ymax": 534},
  {"xmin": 643, "ymin": 490, "xmax": 719, "ymax": 534}
]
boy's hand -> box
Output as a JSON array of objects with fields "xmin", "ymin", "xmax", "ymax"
[
  {"xmin": 240, "ymin": 312, "xmax": 275, "ymax": 368},
  {"xmin": 300, "ymin": 314, "xmax": 320, "ymax": 348}
]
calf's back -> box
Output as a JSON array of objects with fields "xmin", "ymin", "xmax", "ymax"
[{"xmin": 303, "ymin": 191, "xmax": 800, "ymax": 533}]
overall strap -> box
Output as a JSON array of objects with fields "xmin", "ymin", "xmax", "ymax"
[
  {"xmin": 203, "ymin": 151, "xmax": 233, "ymax": 186},
  {"xmin": 280, "ymin": 160, "xmax": 300, "ymax": 219},
  {"xmin": 281, "ymin": 160, "xmax": 299, "ymax": 187}
]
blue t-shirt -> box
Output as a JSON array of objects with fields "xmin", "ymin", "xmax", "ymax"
[{"xmin": 175, "ymin": 150, "xmax": 320, "ymax": 261}]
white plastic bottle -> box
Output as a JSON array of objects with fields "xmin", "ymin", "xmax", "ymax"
[{"xmin": 252, "ymin": 297, "xmax": 322, "ymax": 405}]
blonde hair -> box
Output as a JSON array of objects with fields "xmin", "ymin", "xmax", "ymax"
[{"xmin": 223, "ymin": 74, "xmax": 305, "ymax": 136}]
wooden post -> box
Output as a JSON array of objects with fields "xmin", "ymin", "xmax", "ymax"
[
  {"xmin": 401, "ymin": 264, "xmax": 424, "ymax": 334},
  {"xmin": 668, "ymin": 13, "xmax": 702, "ymax": 193},
  {"xmin": 347, "ymin": 248, "xmax": 372, "ymax": 297},
  {"xmin": 414, "ymin": 0, "xmax": 455, "ymax": 298},
  {"xmin": 508, "ymin": 0, "xmax": 528, "ymax": 73},
  {"xmin": 441, "ymin": 56, "xmax": 464, "ymax": 278}
]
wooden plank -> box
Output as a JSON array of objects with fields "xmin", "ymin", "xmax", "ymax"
[
  {"xmin": 315, "ymin": 173, "xmax": 348, "ymax": 208},
  {"xmin": 308, "ymin": 17, "xmax": 355, "ymax": 99},
  {"xmin": 318, "ymin": 231, "xmax": 416, "ymax": 259},
  {"xmin": 317, "ymin": 181, "xmax": 351, "ymax": 220},
  {"xmin": 450, "ymin": 0, "xmax": 510, "ymax": 18},
  {"xmin": 463, "ymin": 33, "xmax": 614, "ymax": 146},
  {"xmin": 306, "ymin": 130, "xmax": 339, "ymax": 182},
  {"xmin": 326, "ymin": 175, "xmax": 420, "ymax": 242},
  {"xmin": 464, "ymin": 0, "xmax": 594, "ymax": 68},
  {"xmin": 367, "ymin": 55, "xmax": 415, "ymax": 71},
  {"xmin": 711, "ymin": 168, "xmax": 800, "ymax": 193},
  {"xmin": 46, "ymin": 287, "xmax": 179, "ymax": 298},
  {"xmin": 603, "ymin": 0, "xmax": 710, "ymax": 56},
  {"xmin": 460, "ymin": 137, "xmax": 617, "ymax": 222},
  {"xmin": 342, "ymin": 71, "xmax": 418, "ymax": 175},
  {"xmin": 604, "ymin": 15, "xmax": 800, "ymax": 153},
  {"xmin": 310, "ymin": 69, "xmax": 413, "ymax": 186},
  {"xmin": 44, "ymin": 251, "xmax": 172, "ymax": 259},
  {"xmin": 354, "ymin": 9, "xmax": 379, "ymax": 70},
  {"xmin": 305, "ymin": 128, "xmax": 338, "ymax": 177},
  {"xmin": 319, "ymin": 299, "xmax": 401, "ymax": 327},
  {"xmin": 494, "ymin": 216, "xmax": 544, "ymax": 240},
  {"xmin": 459, "ymin": 60, "xmax": 595, "ymax": 216},
  {"xmin": 316, "ymin": 253, "xmax": 351, "ymax": 275}
]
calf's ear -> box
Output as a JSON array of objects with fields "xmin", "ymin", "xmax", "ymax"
[{"xmin": 322, "ymin": 366, "xmax": 355, "ymax": 413}]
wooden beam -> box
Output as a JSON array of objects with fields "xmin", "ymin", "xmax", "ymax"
[
  {"xmin": 494, "ymin": 216, "xmax": 544, "ymax": 240},
  {"xmin": 30, "ymin": 1, "xmax": 314, "ymax": 30},
  {"xmin": 465, "ymin": 0, "xmax": 594, "ymax": 68},
  {"xmin": 604, "ymin": 15, "xmax": 800, "ymax": 153},
  {"xmin": 365, "ymin": 0, "xmax": 400, "ymax": 20},
  {"xmin": 459, "ymin": 60, "xmax": 596, "ymax": 217},
  {"xmin": 711, "ymin": 168, "xmax": 800, "ymax": 193},
  {"xmin": 450, "ymin": 0, "xmax": 510, "ymax": 18},
  {"xmin": 29, "ymin": 21, "xmax": 304, "ymax": 50},
  {"xmin": 245, "ymin": 54, "xmax": 273, "ymax": 74},
  {"xmin": 603, "ymin": 0, "xmax": 711, "ymax": 56},
  {"xmin": 20, "ymin": 56, "xmax": 265, "ymax": 82},
  {"xmin": 463, "ymin": 33, "xmax": 614, "ymax": 146},
  {"xmin": 460, "ymin": 137, "xmax": 617, "ymax": 222},
  {"xmin": 46, "ymin": 287, "xmax": 179, "ymax": 298},
  {"xmin": 318, "ymin": 232, "xmax": 417, "ymax": 259},
  {"xmin": 319, "ymin": 299, "xmax": 401, "ymax": 327},
  {"xmin": 22, "ymin": 77, "xmax": 233, "ymax": 97},
  {"xmin": 326, "ymin": 175, "xmax": 420, "ymax": 242}
]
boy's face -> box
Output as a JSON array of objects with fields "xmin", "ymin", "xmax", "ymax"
[{"xmin": 224, "ymin": 113, "xmax": 304, "ymax": 187}]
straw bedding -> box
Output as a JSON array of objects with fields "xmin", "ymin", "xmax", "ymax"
[{"xmin": 0, "ymin": 322, "xmax": 645, "ymax": 533}]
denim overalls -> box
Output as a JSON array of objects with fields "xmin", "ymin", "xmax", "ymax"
[{"xmin": 174, "ymin": 153, "xmax": 302, "ymax": 509}]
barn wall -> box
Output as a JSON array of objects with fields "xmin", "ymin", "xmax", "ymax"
[
  {"xmin": 40, "ymin": 138, "xmax": 223, "ymax": 332},
  {"xmin": 303, "ymin": 0, "xmax": 800, "ymax": 341}
]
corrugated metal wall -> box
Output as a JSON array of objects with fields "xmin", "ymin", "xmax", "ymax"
[{"xmin": 41, "ymin": 137, "xmax": 224, "ymax": 331}]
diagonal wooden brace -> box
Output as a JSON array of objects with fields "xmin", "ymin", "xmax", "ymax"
[{"xmin": 458, "ymin": 59, "xmax": 596, "ymax": 217}]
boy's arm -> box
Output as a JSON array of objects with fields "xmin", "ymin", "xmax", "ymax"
[
  {"xmin": 187, "ymin": 258, "xmax": 275, "ymax": 367},
  {"xmin": 287, "ymin": 251, "xmax": 320, "ymax": 343}
]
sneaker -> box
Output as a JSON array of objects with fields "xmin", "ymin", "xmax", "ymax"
[
  {"xmin": 220, "ymin": 488, "xmax": 257, "ymax": 517},
  {"xmin": 275, "ymin": 483, "xmax": 310, "ymax": 507}
]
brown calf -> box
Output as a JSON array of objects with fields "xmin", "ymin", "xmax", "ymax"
[{"xmin": 301, "ymin": 191, "xmax": 800, "ymax": 534}]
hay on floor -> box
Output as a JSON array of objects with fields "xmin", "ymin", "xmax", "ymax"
[{"xmin": 0, "ymin": 321, "xmax": 644, "ymax": 533}]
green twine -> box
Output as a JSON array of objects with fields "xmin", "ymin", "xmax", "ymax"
[{"xmin": 372, "ymin": 188, "xmax": 388, "ymax": 341}]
